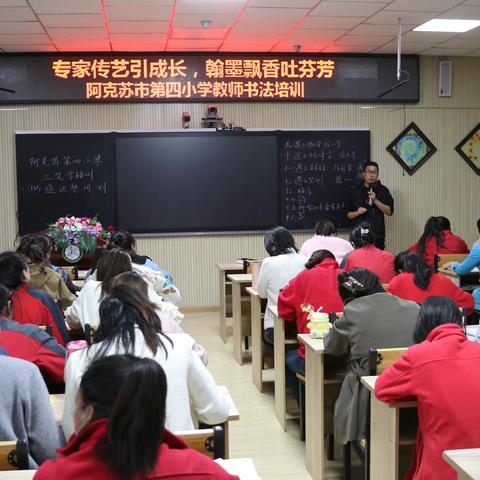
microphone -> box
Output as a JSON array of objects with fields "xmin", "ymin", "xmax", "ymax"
[{"xmin": 368, "ymin": 188, "xmax": 373, "ymax": 206}]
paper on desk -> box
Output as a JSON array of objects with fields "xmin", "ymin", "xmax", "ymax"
[
  {"xmin": 215, "ymin": 458, "xmax": 261, "ymax": 479},
  {"xmin": 466, "ymin": 325, "xmax": 480, "ymax": 341}
]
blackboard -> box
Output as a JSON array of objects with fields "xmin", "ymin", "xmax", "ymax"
[
  {"xmin": 115, "ymin": 132, "xmax": 279, "ymax": 233},
  {"xmin": 15, "ymin": 129, "xmax": 370, "ymax": 235},
  {"xmin": 279, "ymin": 131, "xmax": 369, "ymax": 229},
  {"xmin": 16, "ymin": 133, "xmax": 116, "ymax": 235}
]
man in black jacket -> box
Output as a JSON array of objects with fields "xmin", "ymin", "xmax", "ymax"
[{"xmin": 347, "ymin": 161, "xmax": 394, "ymax": 249}]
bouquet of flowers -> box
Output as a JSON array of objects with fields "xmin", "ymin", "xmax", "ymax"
[{"xmin": 46, "ymin": 215, "xmax": 110, "ymax": 262}]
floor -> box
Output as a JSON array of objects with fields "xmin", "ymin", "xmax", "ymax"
[{"xmin": 181, "ymin": 311, "xmax": 361, "ymax": 480}]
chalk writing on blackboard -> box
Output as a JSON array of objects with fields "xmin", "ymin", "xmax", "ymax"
[
  {"xmin": 23, "ymin": 154, "xmax": 107, "ymax": 195},
  {"xmin": 279, "ymin": 131, "xmax": 369, "ymax": 229}
]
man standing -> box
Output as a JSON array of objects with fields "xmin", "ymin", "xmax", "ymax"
[{"xmin": 347, "ymin": 161, "xmax": 394, "ymax": 249}]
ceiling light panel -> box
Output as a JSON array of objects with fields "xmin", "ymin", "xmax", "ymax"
[{"xmin": 414, "ymin": 19, "xmax": 480, "ymax": 32}]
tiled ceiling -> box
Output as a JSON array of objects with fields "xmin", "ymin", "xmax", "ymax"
[{"xmin": 0, "ymin": 0, "xmax": 479, "ymax": 55}]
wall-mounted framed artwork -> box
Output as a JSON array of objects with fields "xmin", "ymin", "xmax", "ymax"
[
  {"xmin": 386, "ymin": 122, "xmax": 437, "ymax": 175},
  {"xmin": 455, "ymin": 123, "xmax": 480, "ymax": 175}
]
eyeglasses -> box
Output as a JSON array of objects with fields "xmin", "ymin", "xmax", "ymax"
[{"xmin": 364, "ymin": 170, "xmax": 378, "ymax": 175}]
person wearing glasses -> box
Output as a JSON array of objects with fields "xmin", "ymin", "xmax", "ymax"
[{"xmin": 347, "ymin": 161, "xmax": 394, "ymax": 250}]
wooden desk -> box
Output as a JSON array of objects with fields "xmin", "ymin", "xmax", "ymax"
[
  {"xmin": 270, "ymin": 305, "xmax": 298, "ymax": 431},
  {"xmin": 216, "ymin": 263, "xmax": 244, "ymax": 343},
  {"xmin": 247, "ymin": 287, "xmax": 272, "ymax": 392},
  {"xmin": 215, "ymin": 458, "xmax": 260, "ymax": 480},
  {"xmin": 50, "ymin": 387, "xmax": 240, "ymax": 458},
  {"xmin": 361, "ymin": 376, "xmax": 417, "ymax": 480},
  {"xmin": 443, "ymin": 448, "xmax": 480, "ymax": 480},
  {"xmin": 299, "ymin": 334, "xmax": 326, "ymax": 480},
  {"xmin": 0, "ymin": 472, "xmax": 35, "ymax": 479},
  {"xmin": 439, "ymin": 267, "xmax": 480, "ymax": 292},
  {"xmin": 0, "ymin": 458, "xmax": 259, "ymax": 480},
  {"xmin": 227, "ymin": 273, "xmax": 252, "ymax": 365}
]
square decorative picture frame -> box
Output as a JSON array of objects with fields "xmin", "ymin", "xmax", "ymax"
[
  {"xmin": 386, "ymin": 122, "xmax": 437, "ymax": 175},
  {"xmin": 455, "ymin": 123, "xmax": 480, "ymax": 175}
]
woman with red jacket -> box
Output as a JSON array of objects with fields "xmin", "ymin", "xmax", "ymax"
[
  {"xmin": 409, "ymin": 216, "xmax": 469, "ymax": 268},
  {"xmin": 277, "ymin": 250, "xmax": 343, "ymax": 402},
  {"xmin": 388, "ymin": 251, "xmax": 474, "ymax": 313},
  {"xmin": 0, "ymin": 252, "xmax": 69, "ymax": 346},
  {"xmin": 375, "ymin": 296, "xmax": 480, "ymax": 480},
  {"xmin": 343, "ymin": 222, "xmax": 395, "ymax": 284},
  {"xmin": 34, "ymin": 354, "xmax": 238, "ymax": 480}
]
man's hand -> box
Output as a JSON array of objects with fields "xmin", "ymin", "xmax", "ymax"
[
  {"xmin": 357, "ymin": 207, "xmax": 367, "ymax": 215},
  {"xmin": 368, "ymin": 190, "xmax": 376, "ymax": 203}
]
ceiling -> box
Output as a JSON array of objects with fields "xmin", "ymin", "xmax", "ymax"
[{"xmin": 0, "ymin": 0, "xmax": 479, "ymax": 56}]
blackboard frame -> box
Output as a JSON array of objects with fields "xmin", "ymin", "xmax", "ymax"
[
  {"xmin": 115, "ymin": 130, "xmax": 280, "ymax": 234},
  {"xmin": 15, "ymin": 128, "xmax": 370, "ymax": 236}
]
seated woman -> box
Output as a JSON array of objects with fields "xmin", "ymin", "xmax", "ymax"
[
  {"xmin": 300, "ymin": 219, "xmax": 353, "ymax": 265},
  {"xmin": 65, "ymin": 248, "xmax": 132, "ymax": 330},
  {"xmin": 62, "ymin": 284, "xmax": 229, "ymax": 440},
  {"xmin": 109, "ymin": 230, "xmax": 181, "ymax": 305},
  {"xmin": 0, "ymin": 252, "xmax": 69, "ymax": 346},
  {"xmin": 375, "ymin": 296, "xmax": 480, "ymax": 480},
  {"xmin": 110, "ymin": 271, "xmax": 207, "ymax": 365},
  {"xmin": 0, "ymin": 354, "xmax": 60, "ymax": 468},
  {"xmin": 0, "ymin": 283, "xmax": 65, "ymax": 384},
  {"xmin": 36, "ymin": 355, "xmax": 238, "ymax": 480},
  {"xmin": 388, "ymin": 251, "xmax": 474, "ymax": 313},
  {"xmin": 17, "ymin": 233, "xmax": 76, "ymax": 309},
  {"xmin": 278, "ymin": 249, "xmax": 343, "ymax": 402},
  {"xmin": 409, "ymin": 216, "xmax": 469, "ymax": 268},
  {"xmin": 323, "ymin": 268, "xmax": 419, "ymax": 446},
  {"xmin": 445, "ymin": 239, "xmax": 480, "ymax": 313},
  {"xmin": 257, "ymin": 226, "xmax": 307, "ymax": 345},
  {"xmin": 343, "ymin": 223, "xmax": 395, "ymax": 284}
]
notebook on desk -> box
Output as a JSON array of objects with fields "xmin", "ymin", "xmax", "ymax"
[{"xmin": 465, "ymin": 324, "xmax": 480, "ymax": 341}]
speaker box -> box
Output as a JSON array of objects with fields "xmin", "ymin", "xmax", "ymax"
[{"xmin": 439, "ymin": 60, "xmax": 452, "ymax": 97}]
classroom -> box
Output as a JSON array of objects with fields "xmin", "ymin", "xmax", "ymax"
[{"xmin": 0, "ymin": 1, "xmax": 480, "ymax": 479}]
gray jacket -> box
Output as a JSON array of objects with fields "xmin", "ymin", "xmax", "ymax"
[
  {"xmin": 323, "ymin": 292, "xmax": 420, "ymax": 444},
  {"xmin": 0, "ymin": 356, "xmax": 60, "ymax": 467}
]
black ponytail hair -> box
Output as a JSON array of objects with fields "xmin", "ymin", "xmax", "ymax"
[
  {"xmin": 305, "ymin": 249, "xmax": 336, "ymax": 269},
  {"xmin": 394, "ymin": 251, "xmax": 432, "ymax": 290},
  {"xmin": 264, "ymin": 226, "xmax": 298, "ymax": 256},
  {"xmin": 0, "ymin": 252, "xmax": 28, "ymax": 289},
  {"xmin": 108, "ymin": 230, "xmax": 136, "ymax": 253},
  {"xmin": 416, "ymin": 216, "xmax": 450, "ymax": 258},
  {"xmin": 337, "ymin": 268, "xmax": 384, "ymax": 304},
  {"xmin": 413, "ymin": 296, "xmax": 462, "ymax": 343},
  {"xmin": 79, "ymin": 354, "xmax": 167, "ymax": 480},
  {"xmin": 0, "ymin": 283, "xmax": 12, "ymax": 315},
  {"xmin": 349, "ymin": 222, "xmax": 376, "ymax": 249},
  {"xmin": 94, "ymin": 284, "xmax": 172, "ymax": 359}
]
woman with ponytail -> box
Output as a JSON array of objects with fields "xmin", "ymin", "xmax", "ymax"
[
  {"xmin": 62, "ymin": 285, "xmax": 228, "ymax": 440},
  {"xmin": 409, "ymin": 216, "xmax": 469, "ymax": 268},
  {"xmin": 35, "ymin": 355, "xmax": 238, "ymax": 480},
  {"xmin": 343, "ymin": 222, "xmax": 395, "ymax": 283},
  {"xmin": 388, "ymin": 251, "xmax": 474, "ymax": 313},
  {"xmin": 323, "ymin": 268, "xmax": 419, "ymax": 446},
  {"xmin": 17, "ymin": 234, "xmax": 76, "ymax": 309}
]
